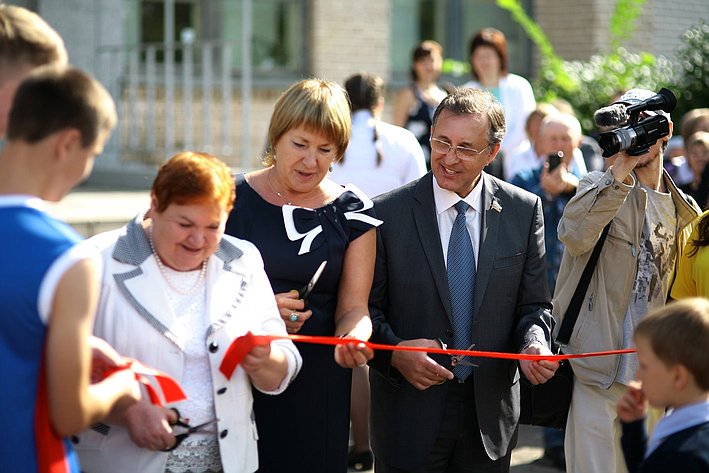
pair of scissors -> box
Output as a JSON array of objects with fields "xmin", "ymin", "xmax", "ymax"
[
  {"xmin": 450, "ymin": 343, "xmax": 479, "ymax": 368},
  {"xmin": 161, "ymin": 408, "xmax": 219, "ymax": 452},
  {"xmin": 298, "ymin": 260, "xmax": 327, "ymax": 303}
]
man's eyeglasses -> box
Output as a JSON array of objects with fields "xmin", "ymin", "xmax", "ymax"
[{"xmin": 430, "ymin": 138, "xmax": 490, "ymax": 161}]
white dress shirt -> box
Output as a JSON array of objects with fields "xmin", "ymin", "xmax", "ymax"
[{"xmin": 432, "ymin": 173, "xmax": 484, "ymax": 269}]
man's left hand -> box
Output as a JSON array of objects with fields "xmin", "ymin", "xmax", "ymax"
[{"xmin": 519, "ymin": 343, "xmax": 559, "ymax": 385}]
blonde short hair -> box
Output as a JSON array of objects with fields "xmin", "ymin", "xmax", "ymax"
[{"xmin": 263, "ymin": 78, "xmax": 351, "ymax": 166}]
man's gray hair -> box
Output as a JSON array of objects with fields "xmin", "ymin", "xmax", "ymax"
[{"xmin": 431, "ymin": 87, "xmax": 506, "ymax": 146}]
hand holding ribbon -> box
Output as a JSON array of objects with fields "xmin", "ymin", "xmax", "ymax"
[{"xmin": 98, "ymin": 358, "xmax": 187, "ymax": 406}]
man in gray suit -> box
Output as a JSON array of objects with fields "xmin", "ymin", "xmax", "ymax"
[{"xmin": 369, "ymin": 88, "xmax": 559, "ymax": 473}]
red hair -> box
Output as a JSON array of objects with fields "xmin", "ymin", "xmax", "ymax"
[{"xmin": 151, "ymin": 151, "xmax": 235, "ymax": 213}]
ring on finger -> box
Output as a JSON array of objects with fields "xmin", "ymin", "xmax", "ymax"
[{"xmin": 289, "ymin": 312, "xmax": 299, "ymax": 322}]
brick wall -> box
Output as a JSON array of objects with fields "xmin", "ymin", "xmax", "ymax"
[
  {"xmin": 535, "ymin": 0, "xmax": 706, "ymax": 62},
  {"xmin": 647, "ymin": 0, "xmax": 707, "ymax": 59},
  {"xmin": 309, "ymin": 0, "xmax": 391, "ymax": 83}
]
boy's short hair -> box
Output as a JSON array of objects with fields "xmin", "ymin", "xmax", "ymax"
[
  {"xmin": 635, "ymin": 298, "xmax": 709, "ymax": 390},
  {"xmin": 6, "ymin": 65, "xmax": 116, "ymax": 147},
  {"xmin": 0, "ymin": 5, "xmax": 67, "ymax": 81}
]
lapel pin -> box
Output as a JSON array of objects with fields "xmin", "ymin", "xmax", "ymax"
[{"xmin": 491, "ymin": 200, "xmax": 502, "ymax": 213}]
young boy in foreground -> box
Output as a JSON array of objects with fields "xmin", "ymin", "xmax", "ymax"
[
  {"xmin": 616, "ymin": 297, "xmax": 709, "ymax": 473},
  {"xmin": 0, "ymin": 65, "xmax": 141, "ymax": 472}
]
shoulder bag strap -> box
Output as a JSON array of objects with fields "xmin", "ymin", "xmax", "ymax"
[{"xmin": 556, "ymin": 222, "xmax": 612, "ymax": 346}]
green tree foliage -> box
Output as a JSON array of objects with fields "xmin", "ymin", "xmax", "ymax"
[
  {"xmin": 609, "ymin": 0, "xmax": 645, "ymax": 50},
  {"xmin": 535, "ymin": 49, "xmax": 674, "ymax": 133},
  {"xmin": 671, "ymin": 21, "xmax": 709, "ymax": 124},
  {"xmin": 496, "ymin": 0, "xmax": 575, "ymax": 94},
  {"xmin": 497, "ymin": 0, "xmax": 706, "ymax": 134}
]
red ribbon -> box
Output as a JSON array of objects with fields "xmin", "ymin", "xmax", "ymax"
[
  {"xmin": 218, "ymin": 331, "xmax": 636, "ymax": 380},
  {"xmin": 101, "ymin": 358, "xmax": 187, "ymax": 405}
]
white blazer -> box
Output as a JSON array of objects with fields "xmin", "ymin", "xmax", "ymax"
[{"xmin": 75, "ymin": 216, "xmax": 301, "ymax": 473}]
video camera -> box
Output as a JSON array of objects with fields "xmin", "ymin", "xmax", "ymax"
[{"xmin": 594, "ymin": 88, "xmax": 676, "ymax": 158}]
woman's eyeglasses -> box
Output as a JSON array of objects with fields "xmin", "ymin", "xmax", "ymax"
[{"xmin": 430, "ymin": 138, "xmax": 490, "ymax": 161}]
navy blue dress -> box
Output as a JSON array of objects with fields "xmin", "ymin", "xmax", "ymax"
[{"xmin": 224, "ymin": 174, "xmax": 380, "ymax": 473}]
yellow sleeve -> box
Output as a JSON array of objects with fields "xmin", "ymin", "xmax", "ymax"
[{"xmin": 671, "ymin": 236, "xmax": 698, "ymax": 299}]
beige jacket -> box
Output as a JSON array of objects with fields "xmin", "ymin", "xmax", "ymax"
[{"xmin": 552, "ymin": 168, "xmax": 699, "ymax": 388}]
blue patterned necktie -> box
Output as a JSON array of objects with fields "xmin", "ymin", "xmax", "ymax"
[{"xmin": 447, "ymin": 201, "xmax": 475, "ymax": 381}]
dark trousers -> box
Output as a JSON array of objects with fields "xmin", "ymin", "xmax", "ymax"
[{"xmin": 375, "ymin": 380, "xmax": 512, "ymax": 473}]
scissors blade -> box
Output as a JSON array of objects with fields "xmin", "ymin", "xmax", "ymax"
[
  {"xmin": 298, "ymin": 260, "xmax": 327, "ymax": 300},
  {"xmin": 188, "ymin": 418, "xmax": 219, "ymax": 433}
]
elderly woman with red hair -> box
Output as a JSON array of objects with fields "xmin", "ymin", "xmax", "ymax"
[{"xmin": 74, "ymin": 151, "xmax": 301, "ymax": 473}]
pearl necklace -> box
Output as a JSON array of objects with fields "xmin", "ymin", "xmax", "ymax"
[{"xmin": 148, "ymin": 225, "xmax": 208, "ymax": 296}]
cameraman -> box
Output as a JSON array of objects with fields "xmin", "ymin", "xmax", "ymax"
[{"xmin": 552, "ymin": 89, "xmax": 701, "ymax": 473}]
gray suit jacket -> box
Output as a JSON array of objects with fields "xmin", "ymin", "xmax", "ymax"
[{"xmin": 369, "ymin": 172, "xmax": 554, "ymax": 469}]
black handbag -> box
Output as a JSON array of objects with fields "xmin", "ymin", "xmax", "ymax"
[{"xmin": 519, "ymin": 223, "xmax": 611, "ymax": 429}]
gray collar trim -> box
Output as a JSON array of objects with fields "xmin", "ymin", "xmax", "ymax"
[{"xmin": 112, "ymin": 214, "xmax": 243, "ymax": 265}]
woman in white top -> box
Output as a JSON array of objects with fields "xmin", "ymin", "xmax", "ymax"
[
  {"xmin": 330, "ymin": 72, "xmax": 426, "ymax": 199},
  {"xmin": 462, "ymin": 28, "xmax": 536, "ymax": 177},
  {"xmin": 75, "ymin": 152, "xmax": 301, "ymax": 473}
]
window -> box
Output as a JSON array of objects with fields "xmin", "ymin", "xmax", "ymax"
[
  {"xmin": 127, "ymin": 0, "xmax": 305, "ymax": 75},
  {"xmin": 221, "ymin": 0, "xmax": 307, "ymax": 77},
  {"xmin": 390, "ymin": 0, "xmax": 533, "ymax": 86},
  {"xmin": 140, "ymin": 0, "xmax": 200, "ymax": 63}
]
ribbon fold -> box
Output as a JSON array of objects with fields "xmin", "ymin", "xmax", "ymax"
[{"xmin": 101, "ymin": 358, "xmax": 187, "ymax": 406}]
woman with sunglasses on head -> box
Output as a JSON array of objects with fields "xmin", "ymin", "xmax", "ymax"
[
  {"xmin": 74, "ymin": 152, "xmax": 302, "ymax": 473},
  {"xmin": 224, "ymin": 78, "xmax": 380, "ymax": 472}
]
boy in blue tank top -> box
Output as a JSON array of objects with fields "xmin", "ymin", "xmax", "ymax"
[{"xmin": 0, "ymin": 66, "xmax": 141, "ymax": 473}]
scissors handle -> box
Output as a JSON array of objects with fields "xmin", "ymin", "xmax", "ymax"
[
  {"xmin": 161, "ymin": 433, "xmax": 189, "ymax": 452},
  {"xmin": 168, "ymin": 407, "xmax": 190, "ymax": 428},
  {"xmin": 160, "ymin": 408, "xmax": 219, "ymax": 452}
]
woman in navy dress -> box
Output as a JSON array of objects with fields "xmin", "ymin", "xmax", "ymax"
[{"xmin": 225, "ymin": 78, "xmax": 380, "ymax": 472}]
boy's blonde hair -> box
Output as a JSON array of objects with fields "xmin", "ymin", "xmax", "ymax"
[{"xmin": 635, "ymin": 298, "xmax": 709, "ymax": 390}]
